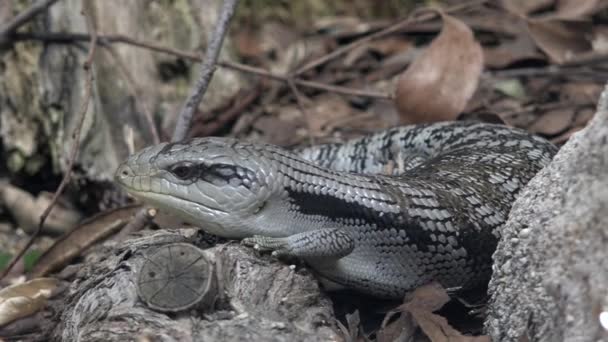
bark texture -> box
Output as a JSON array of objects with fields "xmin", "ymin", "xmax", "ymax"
[
  {"xmin": 49, "ymin": 229, "xmax": 338, "ymax": 341},
  {"xmin": 0, "ymin": 0, "xmax": 244, "ymax": 181},
  {"xmin": 486, "ymin": 86, "xmax": 608, "ymax": 341}
]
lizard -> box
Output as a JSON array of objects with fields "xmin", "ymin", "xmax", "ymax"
[{"xmin": 115, "ymin": 121, "xmax": 557, "ymax": 298}]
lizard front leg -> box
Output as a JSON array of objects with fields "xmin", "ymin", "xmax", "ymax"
[{"xmin": 242, "ymin": 228, "xmax": 355, "ymax": 259}]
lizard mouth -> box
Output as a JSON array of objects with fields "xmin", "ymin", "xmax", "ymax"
[{"xmin": 122, "ymin": 187, "xmax": 229, "ymax": 214}]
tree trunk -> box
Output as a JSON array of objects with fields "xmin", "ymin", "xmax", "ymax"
[{"xmin": 486, "ymin": 86, "xmax": 608, "ymax": 342}]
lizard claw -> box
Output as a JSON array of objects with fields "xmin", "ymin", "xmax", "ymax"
[{"xmin": 242, "ymin": 235, "xmax": 290, "ymax": 256}]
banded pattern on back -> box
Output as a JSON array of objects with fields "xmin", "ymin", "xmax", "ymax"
[{"xmin": 283, "ymin": 122, "xmax": 557, "ymax": 295}]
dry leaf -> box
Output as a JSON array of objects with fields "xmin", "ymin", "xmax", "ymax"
[
  {"xmin": 526, "ymin": 18, "xmax": 592, "ymax": 64},
  {"xmin": 555, "ymin": 0, "xmax": 605, "ymax": 19},
  {"xmin": 395, "ymin": 13, "xmax": 483, "ymax": 124},
  {"xmin": 501, "ymin": 0, "xmax": 553, "ymax": 16},
  {"xmin": 0, "ymin": 278, "xmax": 58, "ymax": 327},
  {"xmin": 573, "ymin": 107, "xmax": 595, "ymax": 127},
  {"xmin": 561, "ymin": 82, "xmax": 604, "ymax": 104},
  {"xmin": 528, "ymin": 108, "xmax": 575, "ymax": 135},
  {"xmin": 307, "ymin": 94, "xmax": 355, "ymax": 136},
  {"xmin": 252, "ymin": 114, "xmax": 304, "ymax": 146},
  {"xmin": 393, "ymin": 283, "xmax": 491, "ymax": 342},
  {"xmin": 377, "ymin": 309, "xmax": 416, "ymax": 342},
  {"xmin": 29, "ymin": 205, "xmax": 143, "ymax": 278},
  {"xmin": 484, "ymin": 34, "xmax": 546, "ymax": 68},
  {"xmin": 550, "ymin": 125, "xmax": 584, "ymax": 144}
]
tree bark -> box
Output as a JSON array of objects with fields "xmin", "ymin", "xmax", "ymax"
[
  {"xmin": 486, "ymin": 85, "xmax": 608, "ymax": 341},
  {"xmin": 0, "ymin": 0, "xmax": 245, "ymax": 181},
  {"xmin": 48, "ymin": 229, "xmax": 338, "ymax": 341}
]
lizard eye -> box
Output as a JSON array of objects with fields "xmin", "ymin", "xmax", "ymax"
[{"xmin": 169, "ymin": 163, "xmax": 196, "ymax": 180}]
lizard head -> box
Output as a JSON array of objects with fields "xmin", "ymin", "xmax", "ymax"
[{"xmin": 115, "ymin": 137, "xmax": 280, "ymax": 238}]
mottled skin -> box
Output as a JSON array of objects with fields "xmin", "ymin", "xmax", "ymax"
[{"xmin": 115, "ymin": 122, "xmax": 557, "ymax": 298}]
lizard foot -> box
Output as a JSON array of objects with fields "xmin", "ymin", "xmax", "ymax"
[{"xmin": 242, "ymin": 235, "xmax": 292, "ymax": 258}]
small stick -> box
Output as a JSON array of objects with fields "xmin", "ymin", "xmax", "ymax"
[
  {"xmin": 287, "ymin": 79, "xmax": 315, "ymax": 145},
  {"xmin": 171, "ymin": 0, "xmax": 240, "ymax": 142}
]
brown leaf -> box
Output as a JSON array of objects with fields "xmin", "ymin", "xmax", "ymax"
[
  {"xmin": 29, "ymin": 205, "xmax": 143, "ymax": 278},
  {"xmin": 484, "ymin": 34, "xmax": 546, "ymax": 68},
  {"xmin": 0, "ymin": 278, "xmax": 58, "ymax": 327},
  {"xmin": 501, "ymin": 0, "xmax": 553, "ymax": 16},
  {"xmin": 395, "ymin": 13, "xmax": 483, "ymax": 124},
  {"xmin": 550, "ymin": 125, "xmax": 584, "ymax": 144},
  {"xmin": 528, "ymin": 108, "xmax": 575, "ymax": 135},
  {"xmin": 573, "ymin": 107, "xmax": 595, "ymax": 127},
  {"xmin": 252, "ymin": 113, "xmax": 304, "ymax": 146},
  {"xmin": 561, "ymin": 82, "xmax": 604, "ymax": 104},
  {"xmin": 377, "ymin": 309, "xmax": 416, "ymax": 342},
  {"xmin": 396, "ymin": 283, "xmax": 491, "ymax": 342},
  {"xmin": 555, "ymin": 0, "xmax": 606, "ymax": 19},
  {"xmin": 307, "ymin": 94, "xmax": 356, "ymax": 136},
  {"xmin": 404, "ymin": 282, "xmax": 451, "ymax": 312},
  {"xmin": 526, "ymin": 18, "xmax": 592, "ymax": 64}
]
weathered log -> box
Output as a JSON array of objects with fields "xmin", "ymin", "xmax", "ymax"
[{"xmin": 49, "ymin": 229, "xmax": 338, "ymax": 341}]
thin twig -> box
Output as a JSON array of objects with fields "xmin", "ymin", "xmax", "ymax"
[
  {"xmin": 171, "ymin": 0, "xmax": 239, "ymax": 141},
  {"xmin": 292, "ymin": 0, "xmax": 487, "ymax": 76},
  {"xmin": 287, "ymin": 79, "xmax": 316, "ymax": 145},
  {"xmin": 104, "ymin": 45, "xmax": 160, "ymax": 144},
  {"xmin": 0, "ymin": 0, "xmax": 59, "ymax": 39},
  {"xmin": 12, "ymin": 32, "xmax": 391, "ymax": 100},
  {"xmin": 0, "ymin": 5, "xmax": 98, "ymax": 281}
]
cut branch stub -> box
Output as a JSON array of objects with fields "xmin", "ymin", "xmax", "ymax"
[{"xmin": 137, "ymin": 242, "xmax": 216, "ymax": 312}]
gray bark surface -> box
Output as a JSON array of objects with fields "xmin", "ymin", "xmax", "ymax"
[
  {"xmin": 486, "ymin": 86, "xmax": 608, "ymax": 341},
  {"xmin": 49, "ymin": 229, "xmax": 338, "ymax": 341},
  {"xmin": 0, "ymin": 0, "xmax": 244, "ymax": 181}
]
